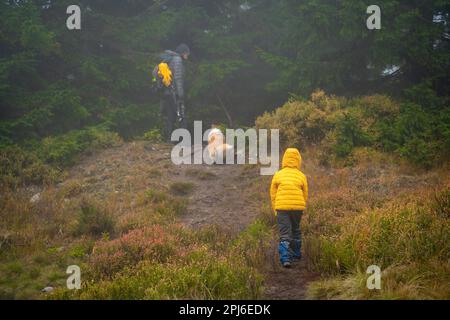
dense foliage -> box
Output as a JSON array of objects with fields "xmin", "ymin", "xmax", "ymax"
[
  {"xmin": 256, "ymin": 90, "xmax": 450, "ymax": 168},
  {"xmin": 0, "ymin": 0, "xmax": 449, "ymax": 184}
]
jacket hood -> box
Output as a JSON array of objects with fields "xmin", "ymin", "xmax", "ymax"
[
  {"xmin": 282, "ymin": 148, "xmax": 302, "ymax": 169},
  {"xmin": 160, "ymin": 50, "xmax": 179, "ymax": 60},
  {"xmin": 165, "ymin": 50, "xmax": 178, "ymax": 56}
]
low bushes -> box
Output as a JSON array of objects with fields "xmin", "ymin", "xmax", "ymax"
[
  {"xmin": 73, "ymin": 202, "xmax": 116, "ymax": 237},
  {"xmin": 88, "ymin": 225, "xmax": 187, "ymax": 279},
  {"xmin": 256, "ymin": 90, "xmax": 450, "ymax": 168},
  {"xmin": 52, "ymin": 251, "xmax": 263, "ymax": 300},
  {"xmin": 37, "ymin": 126, "xmax": 122, "ymax": 167},
  {"xmin": 0, "ymin": 146, "xmax": 59, "ymax": 187},
  {"xmin": 169, "ymin": 182, "xmax": 195, "ymax": 196},
  {"xmin": 304, "ymin": 188, "xmax": 450, "ymax": 299},
  {"xmin": 49, "ymin": 220, "xmax": 270, "ymax": 300},
  {"xmin": 0, "ymin": 126, "xmax": 122, "ymax": 188}
]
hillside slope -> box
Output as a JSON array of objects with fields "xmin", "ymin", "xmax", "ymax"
[
  {"xmin": 63, "ymin": 141, "xmax": 319, "ymax": 299},
  {"xmin": 1, "ymin": 140, "xmax": 448, "ymax": 299}
]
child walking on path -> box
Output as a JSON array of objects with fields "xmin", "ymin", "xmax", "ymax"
[{"xmin": 270, "ymin": 148, "xmax": 308, "ymax": 268}]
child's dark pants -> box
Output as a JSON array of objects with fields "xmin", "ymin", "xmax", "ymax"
[{"xmin": 277, "ymin": 210, "xmax": 303, "ymax": 264}]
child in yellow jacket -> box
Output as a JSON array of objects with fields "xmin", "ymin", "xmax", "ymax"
[{"xmin": 270, "ymin": 148, "xmax": 308, "ymax": 267}]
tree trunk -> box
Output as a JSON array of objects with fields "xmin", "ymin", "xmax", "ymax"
[{"xmin": 216, "ymin": 93, "xmax": 233, "ymax": 128}]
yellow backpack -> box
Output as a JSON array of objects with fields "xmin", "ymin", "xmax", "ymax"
[
  {"xmin": 157, "ymin": 62, "xmax": 172, "ymax": 87},
  {"xmin": 152, "ymin": 62, "xmax": 173, "ymax": 90}
]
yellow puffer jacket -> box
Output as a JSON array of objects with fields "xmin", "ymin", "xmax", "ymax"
[{"xmin": 270, "ymin": 148, "xmax": 308, "ymax": 213}]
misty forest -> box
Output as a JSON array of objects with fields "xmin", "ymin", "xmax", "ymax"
[{"xmin": 0, "ymin": 0, "xmax": 449, "ymax": 300}]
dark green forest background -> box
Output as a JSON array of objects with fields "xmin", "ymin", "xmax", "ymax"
[{"xmin": 1, "ymin": 0, "xmax": 449, "ymax": 185}]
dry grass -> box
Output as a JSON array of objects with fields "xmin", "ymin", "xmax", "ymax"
[
  {"xmin": 0, "ymin": 142, "xmax": 269, "ymax": 299},
  {"xmin": 250, "ymin": 144, "xmax": 449, "ymax": 299},
  {"xmin": 169, "ymin": 181, "xmax": 195, "ymax": 196},
  {"xmin": 1, "ymin": 139, "xmax": 448, "ymax": 299},
  {"xmin": 185, "ymin": 168, "xmax": 217, "ymax": 180},
  {"xmin": 298, "ymin": 151, "xmax": 450, "ymax": 299}
]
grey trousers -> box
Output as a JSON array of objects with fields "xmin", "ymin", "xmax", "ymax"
[
  {"xmin": 160, "ymin": 94, "xmax": 177, "ymax": 140},
  {"xmin": 276, "ymin": 210, "xmax": 303, "ymax": 242}
]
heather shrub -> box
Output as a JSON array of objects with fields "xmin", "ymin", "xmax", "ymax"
[
  {"xmin": 74, "ymin": 202, "xmax": 116, "ymax": 237},
  {"xmin": 305, "ymin": 190, "xmax": 449, "ymax": 274},
  {"xmin": 153, "ymin": 197, "xmax": 188, "ymax": 217},
  {"xmin": 38, "ymin": 126, "xmax": 122, "ymax": 167},
  {"xmin": 0, "ymin": 126, "xmax": 122, "ymax": 187},
  {"xmin": 332, "ymin": 111, "xmax": 372, "ymax": 159},
  {"xmin": 0, "ymin": 146, "xmax": 59, "ymax": 187},
  {"xmin": 256, "ymin": 96, "xmax": 331, "ymax": 148},
  {"xmin": 145, "ymin": 188, "xmax": 168, "ymax": 203},
  {"xmin": 170, "ymin": 182, "xmax": 195, "ymax": 196},
  {"xmin": 431, "ymin": 189, "xmax": 450, "ymax": 218},
  {"xmin": 256, "ymin": 90, "xmax": 448, "ymax": 168},
  {"xmin": 231, "ymin": 219, "xmax": 272, "ymax": 268},
  {"xmin": 307, "ymin": 258, "xmax": 450, "ymax": 299},
  {"xmin": 89, "ymin": 225, "xmax": 190, "ymax": 279},
  {"xmin": 142, "ymin": 129, "xmax": 163, "ymax": 142},
  {"xmin": 51, "ymin": 248, "xmax": 263, "ymax": 300},
  {"xmin": 50, "ymin": 221, "xmax": 267, "ymax": 300}
]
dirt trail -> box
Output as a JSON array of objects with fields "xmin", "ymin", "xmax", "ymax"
[
  {"xmin": 177, "ymin": 147, "xmax": 320, "ymax": 299},
  {"xmin": 177, "ymin": 163, "xmax": 261, "ymax": 232},
  {"xmin": 63, "ymin": 141, "xmax": 318, "ymax": 299}
]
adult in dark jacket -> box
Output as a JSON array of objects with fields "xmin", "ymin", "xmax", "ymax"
[{"xmin": 159, "ymin": 44, "xmax": 190, "ymax": 140}]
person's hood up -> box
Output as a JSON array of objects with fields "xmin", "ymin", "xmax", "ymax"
[
  {"xmin": 281, "ymin": 148, "xmax": 302, "ymax": 169},
  {"xmin": 175, "ymin": 43, "xmax": 190, "ymax": 55}
]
